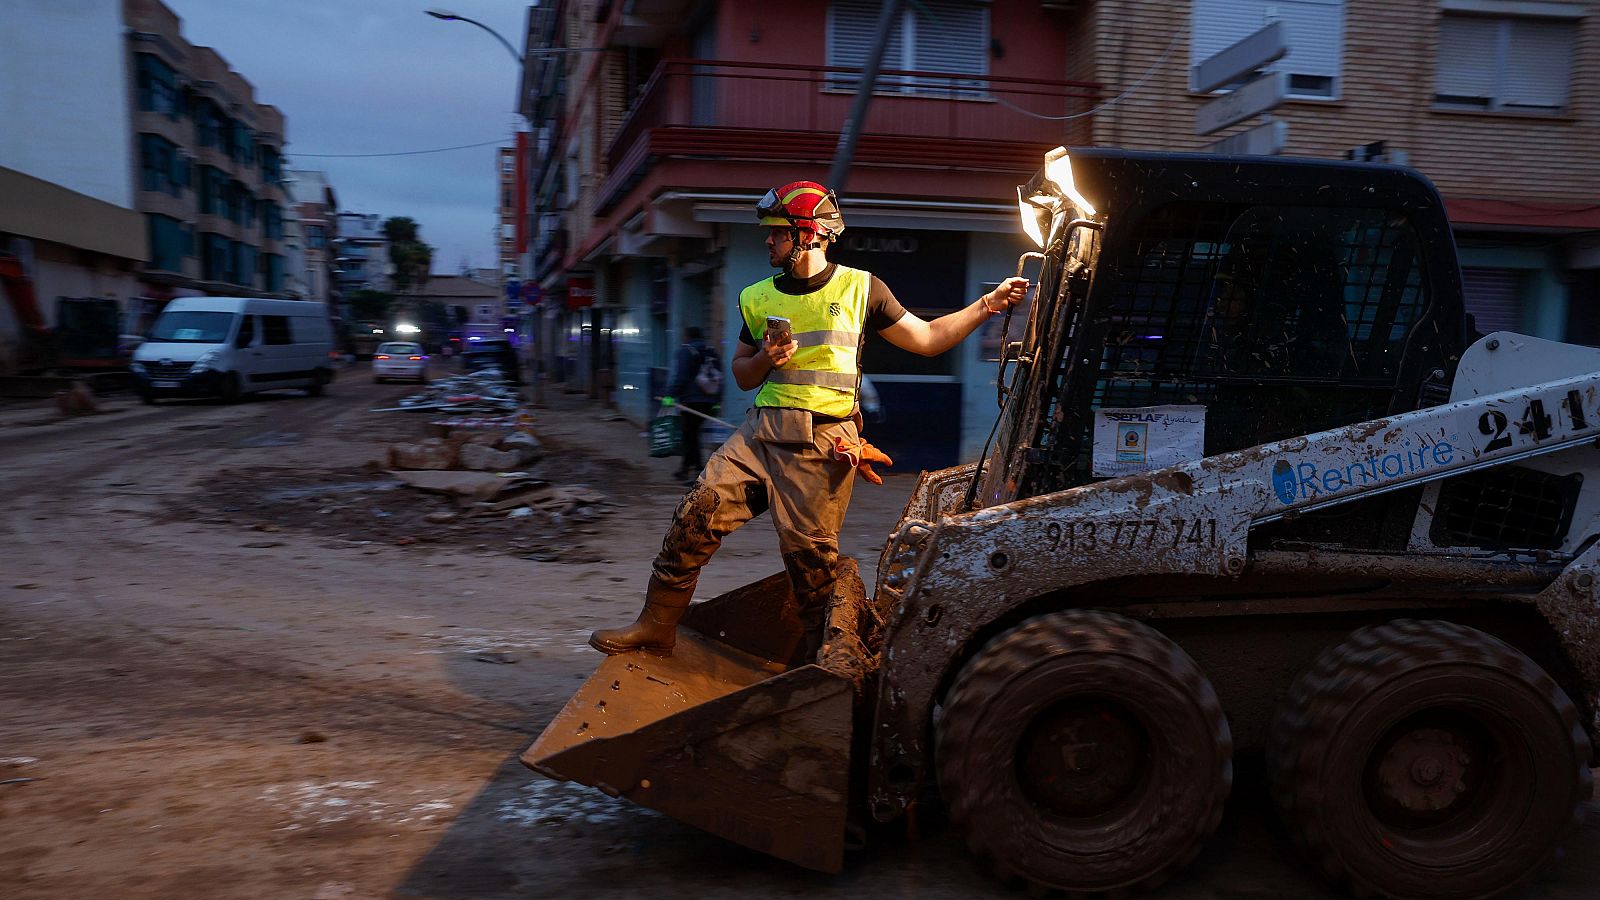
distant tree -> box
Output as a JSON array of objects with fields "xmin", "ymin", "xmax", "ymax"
[
  {"xmin": 383, "ymin": 216, "xmax": 435, "ymax": 293},
  {"xmin": 347, "ymin": 289, "xmax": 395, "ymax": 323}
]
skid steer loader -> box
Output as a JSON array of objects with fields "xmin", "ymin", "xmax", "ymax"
[{"xmin": 524, "ymin": 148, "xmax": 1598, "ymax": 899}]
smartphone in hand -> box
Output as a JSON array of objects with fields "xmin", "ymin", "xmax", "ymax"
[{"xmin": 765, "ymin": 315, "xmax": 792, "ymax": 345}]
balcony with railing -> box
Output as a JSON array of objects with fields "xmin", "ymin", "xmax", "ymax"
[{"xmin": 595, "ymin": 58, "xmax": 1101, "ymax": 213}]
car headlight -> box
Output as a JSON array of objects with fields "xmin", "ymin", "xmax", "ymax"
[
  {"xmin": 129, "ymin": 361, "xmax": 146, "ymax": 374},
  {"xmin": 190, "ymin": 350, "xmax": 222, "ymax": 372}
]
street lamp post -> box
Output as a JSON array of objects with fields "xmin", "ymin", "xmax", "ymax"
[
  {"xmin": 425, "ymin": 9, "xmax": 521, "ymax": 64},
  {"xmin": 425, "ymin": 8, "xmax": 547, "ymax": 405},
  {"xmin": 424, "ymin": 10, "xmax": 610, "ymax": 407}
]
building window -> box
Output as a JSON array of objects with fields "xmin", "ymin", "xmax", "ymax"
[
  {"xmin": 260, "ymin": 146, "xmax": 282, "ymax": 183},
  {"xmin": 265, "ymin": 254, "xmax": 285, "ymax": 293},
  {"xmin": 136, "ymin": 54, "xmax": 181, "ymax": 117},
  {"xmin": 222, "ymin": 181, "xmax": 253, "ymax": 227},
  {"xmin": 262, "ymin": 203, "xmax": 283, "ymax": 240},
  {"xmin": 194, "ymin": 99, "xmax": 224, "ymax": 149},
  {"xmin": 233, "ymin": 242, "xmax": 259, "ymax": 288},
  {"xmin": 826, "ymin": 0, "xmax": 990, "ymax": 96},
  {"xmin": 1436, "ymin": 12, "xmax": 1576, "ymax": 112},
  {"xmin": 202, "ymin": 233, "xmax": 232, "ymax": 282},
  {"xmin": 228, "ymin": 121, "xmax": 256, "ymax": 165},
  {"xmin": 477, "ymin": 304, "xmax": 494, "ymax": 318},
  {"xmin": 1191, "ymin": 0, "xmax": 1345, "ymax": 99},
  {"xmin": 306, "ymin": 224, "xmax": 326, "ymax": 249},
  {"xmin": 197, "ymin": 166, "xmax": 224, "ymax": 215},
  {"xmin": 146, "ymin": 215, "xmax": 188, "ymax": 272},
  {"xmin": 139, "ymin": 133, "xmax": 187, "ymax": 196}
]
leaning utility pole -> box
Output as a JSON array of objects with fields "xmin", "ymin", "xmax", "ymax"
[{"xmin": 826, "ymin": 0, "xmax": 903, "ymax": 196}]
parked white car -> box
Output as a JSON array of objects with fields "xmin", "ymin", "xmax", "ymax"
[{"xmin": 372, "ymin": 342, "xmax": 429, "ymax": 383}]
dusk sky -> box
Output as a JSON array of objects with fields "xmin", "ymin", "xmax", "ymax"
[{"xmin": 164, "ymin": 0, "xmax": 531, "ymax": 275}]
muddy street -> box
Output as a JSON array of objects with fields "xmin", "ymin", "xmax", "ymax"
[{"xmin": 2, "ymin": 371, "xmax": 1596, "ymax": 899}]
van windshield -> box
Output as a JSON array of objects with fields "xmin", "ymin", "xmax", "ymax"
[{"xmin": 149, "ymin": 311, "xmax": 234, "ymax": 343}]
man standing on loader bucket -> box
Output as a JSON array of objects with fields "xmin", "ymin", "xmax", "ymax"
[{"xmin": 590, "ymin": 181, "xmax": 1030, "ymax": 660}]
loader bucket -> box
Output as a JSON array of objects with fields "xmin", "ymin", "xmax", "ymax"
[{"xmin": 522, "ymin": 558, "xmax": 877, "ymax": 873}]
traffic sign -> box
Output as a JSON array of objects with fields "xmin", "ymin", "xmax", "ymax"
[
  {"xmin": 1195, "ymin": 72, "xmax": 1288, "ymax": 136},
  {"xmin": 1206, "ymin": 120, "xmax": 1288, "ymax": 156},
  {"xmin": 1192, "ymin": 21, "xmax": 1287, "ymax": 94}
]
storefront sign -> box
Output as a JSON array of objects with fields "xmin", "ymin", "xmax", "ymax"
[
  {"xmin": 830, "ymin": 228, "xmax": 968, "ymax": 310},
  {"xmin": 567, "ymin": 276, "xmax": 595, "ymax": 311}
]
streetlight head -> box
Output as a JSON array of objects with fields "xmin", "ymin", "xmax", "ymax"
[{"xmin": 425, "ymin": 9, "xmax": 459, "ymax": 21}]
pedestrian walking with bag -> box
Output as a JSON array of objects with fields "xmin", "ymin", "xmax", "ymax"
[{"xmin": 661, "ymin": 326, "xmax": 721, "ymax": 484}]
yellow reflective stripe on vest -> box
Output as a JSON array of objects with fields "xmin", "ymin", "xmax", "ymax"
[
  {"xmin": 738, "ymin": 265, "xmax": 870, "ymax": 418},
  {"xmin": 793, "ymin": 329, "xmax": 860, "ymax": 348},
  {"xmin": 766, "ymin": 369, "xmax": 857, "ymax": 388}
]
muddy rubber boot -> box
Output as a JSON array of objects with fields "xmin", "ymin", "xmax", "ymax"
[
  {"xmin": 588, "ymin": 576, "xmax": 693, "ymax": 656},
  {"xmin": 791, "ymin": 618, "xmax": 827, "ymax": 669}
]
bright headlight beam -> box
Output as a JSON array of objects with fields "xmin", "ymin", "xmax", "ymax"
[
  {"xmin": 1018, "ymin": 188, "xmax": 1045, "ymax": 248},
  {"xmin": 1043, "ymin": 146, "xmax": 1096, "ymax": 217}
]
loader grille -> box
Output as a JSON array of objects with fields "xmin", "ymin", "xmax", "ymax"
[
  {"xmin": 1432, "ymin": 466, "xmax": 1581, "ymax": 551},
  {"xmin": 143, "ymin": 361, "xmax": 193, "ymax": 379}
]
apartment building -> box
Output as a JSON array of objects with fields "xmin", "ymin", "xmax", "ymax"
[
  {"xmin": 125, "ymin": 0, "xmax": 293, "ymax": 324},
  {"xmin": 521, "ymin": 1, "xmax": 1099, "ymax": 466},
  {"xmin": 1077, "ymin": 0, "xmax": 1600, "ymax": 343},
  {"xmin": 497, "ymin": 146, "xmax": 522, "ymax": 276},
  {"xmin": 332, "ymin": 212, "xmax": 392, "ymax": 296},
  {"xmin": 285, "ymin": 169, "xmax": 339, "ymax": 304}
]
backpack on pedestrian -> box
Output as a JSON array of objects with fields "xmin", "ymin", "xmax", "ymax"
[{"xmin": 693, "ymin": 345, "xmax": 723, "ymax": 396}]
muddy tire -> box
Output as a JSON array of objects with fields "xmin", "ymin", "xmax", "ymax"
[
  {"xmin": 1268, "ymin": 619, "xmax": 1592, "ymax": 900},
  {"xmin": 219, "ymin": 372, "xmax": 242, "ymax": 404},
  {"xmin": 936, "ymin": 609, "xmax": 1232, "ymax": 896}
]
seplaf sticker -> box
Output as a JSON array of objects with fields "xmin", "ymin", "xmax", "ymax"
[{"xmin": 1093, "ymin": 405, "xmax": 1206, "ymax": 476}]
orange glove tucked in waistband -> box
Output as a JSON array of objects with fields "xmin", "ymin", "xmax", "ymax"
[{"xmin": 832, "ymin": 436, "xmax": 894, "ymax": 485}]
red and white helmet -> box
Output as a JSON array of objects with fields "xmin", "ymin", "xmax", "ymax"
[{"xmin": 756, "ymin": 181, "xmax": 845, "ymax": 242}]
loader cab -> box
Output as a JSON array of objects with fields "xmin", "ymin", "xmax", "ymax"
[{"xmin": 983, "ymin": 151, "xmax": 1468, "ymax": 549}]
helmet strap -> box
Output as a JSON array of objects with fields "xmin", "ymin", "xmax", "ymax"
[{"xmin": 782, "ymin": 225, "xmax": 812, "ymax": 274}]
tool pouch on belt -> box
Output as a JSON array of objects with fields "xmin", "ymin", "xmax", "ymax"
[{"xmin": 752, "ymin": 407, "xmax": 815, "ymax": 444}]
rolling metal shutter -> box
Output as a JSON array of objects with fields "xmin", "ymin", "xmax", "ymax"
[{"xmin": 1461, "ymin": 267, "xmax": 1524, "ymax": 335}]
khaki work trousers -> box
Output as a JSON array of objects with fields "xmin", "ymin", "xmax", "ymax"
[{"xmin": 652, "ymin": 406, "xmax": 859, "ymax": 628}]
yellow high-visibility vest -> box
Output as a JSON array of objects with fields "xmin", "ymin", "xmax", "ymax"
[{"xmin": 739, "ymin": 265, "xmax": 868, "ymax": 418}]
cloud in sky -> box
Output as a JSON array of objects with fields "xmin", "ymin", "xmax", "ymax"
[{"xmin": 165, "ymin": 0, "xmax": 528, "ymax": 274}]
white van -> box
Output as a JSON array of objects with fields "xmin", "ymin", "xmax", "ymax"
[{"xmin": 132, "ymin": 298, "xmax": 335, "ymax": 403}]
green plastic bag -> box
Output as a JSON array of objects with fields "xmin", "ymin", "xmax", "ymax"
[{"xmin": 648, "ymin": 413, "xmax": 682, "ymax": 458}]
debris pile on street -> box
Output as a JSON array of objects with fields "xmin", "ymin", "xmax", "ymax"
[
  {"xmin": 165, "ymin": 369, "xmax": 641, "ymax": 560},
  {"xmin": 369, "ymin": 370, "xmax": 523, "ymax": 414}
]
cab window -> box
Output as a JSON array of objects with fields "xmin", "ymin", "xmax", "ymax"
[
  {"xmin": 234, "ymin": 314, "xmax": 256, "ymax": 348},
  {"xmin": 1093, "ymin": 202, "xmax": 1430, "ymax": 454}
]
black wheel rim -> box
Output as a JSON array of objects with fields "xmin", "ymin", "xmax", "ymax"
[
  {"xmin": 1360, "ymin": 704, "xmax": 1529, "ymax": 864},
  {"xmin": 1015, "ymin": 695, "xmax": 1153, "ymax": 819}
]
